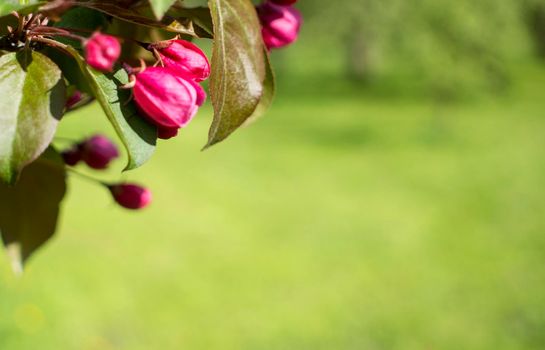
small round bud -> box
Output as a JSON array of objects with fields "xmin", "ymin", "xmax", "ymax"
[
  {"xmin": 81, "ymin": 135, "xmax": 120, "ymax": 169},
  {"xmin": 108, "ymin": 183, "xmax": 152, "ymax": 210},
  {"xmin": 66, "ymin": 90, "xmax": 83, "ymax": 110},
  {"xmin": 61, "ymin": 146, "xmax": 82, "ymax": 166},
  {"xmin": 84, "ymin": 32, "xmax": 121, "ymax": 72},
  {"xmin": 258, "ymin": 2, "xmax": 302, "ymax": 50}
]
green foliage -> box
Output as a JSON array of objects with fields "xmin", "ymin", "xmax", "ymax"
[
  {"xmin": 0, "ymin": 148, "xmax": 66, "ymax": 272},
  {"xmin": 0, "ymin": 0, "xmax": 273, "ymax": 265},
  {"xmin": 206, "ymin": 0, "xmax": 270, "ymax": 147},
  {"xmin": 0, "ymin": 1, "xmax": 43, "ymax": 18},
  {"xmin": 295, "ymin": 0, "xmax": 532, "ymax": 98},
  {"xmin": 64, "ymin": 46, "xmax": 157, "ymax": 171},
  {"xmin": 149, "ymin": 0, "xmax": 177, "ymax": 20},
  {"xmin": 3, "ymin": 63, "xmax": 545, "ymax": 349},
  {"xmin": 53, "ymin": 7, "xmax": 109, "ymax": 48},
  {"xmin": 243, "ymin": 50, "xmax": 275, "ymax": 126},
  {"xmin": 76, "ymin": 1, "xmax": 213, "ymax": 37},
  {"xmin": 0, "ymin": 51, "xmax": 65, "ymax": 185}
]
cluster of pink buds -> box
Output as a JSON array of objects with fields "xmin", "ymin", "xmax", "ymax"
[
  {"xmin": 124, "ymin": 39, "xmax": 210, "ymax": 139},
  {"xmin": 257, "ymin": 0, "xmax": 302, "ymax": 50},
  {"xmin": 80, "ymin": 32, "xmax": 209, "ymax": 139},
  {"xmin": 65, "ymin": 36, "xmax": 210, "ymax": 209},
  {"xmin": 60, "ymin": 135, "xmax": 151, "ymax": 210}
]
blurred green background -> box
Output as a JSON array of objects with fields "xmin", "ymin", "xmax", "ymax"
[{"xmin": 2, "ymin": 0, "xmax": 545, "ymax": 349}]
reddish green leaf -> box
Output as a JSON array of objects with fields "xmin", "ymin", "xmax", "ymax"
[
  {"xmin": 205, "ymin": 0, "xmax": 268, "ymax": 148},
  {"xmin": 75, "ymin": 1, "xmax": 212, "ymax": 38},
  {"xmin": 0, "ymin": 51, "xmax": 65, "ymax": 185},
  {"xmin": 243, "ymin": 49, "xmax": 275, "ymax": 126},
  {"xmin": 0, "ymin": 148, "xmax": 67, "ymax": 273},
  {"xmin": 0, "ymin": 1, "xmax": 44, "ymax": 18}
]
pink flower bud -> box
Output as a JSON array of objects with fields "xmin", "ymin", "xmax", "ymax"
[
  {"xmin": 133, "ymin": 67, "xmax": 202, "ymax": 129},
  {"xmin": 153, "ymin": 40, "xmax": 211, "ymax": 82},
  {"xmin": 258, "ymin": 2, "xmax": 302, "ymax": 50},
  {"xmin": 66, "ymin": 90, "xmax": 83, "ymax": 109},
  {"xmin": 84, "ymin": 32, "xmax": 121, "ymax": 72},
  {"xmin": 81, "ymin": 134, "xmax": 120, "ymax": 169},
  {"xmin": 108, "ymin": 183, "xmax": 152, "ymax": 210},
  {"xmin": 61, "ymin": 146, "xmax": 82, "ymax": 166},
  {"xmin": 270, "ymin": 0, "xmax": 297, "ymax": 5},
  {"xmin": 187, "ymin": 78, "xmax": 207, "ymax": 107},
  {"xmin": 157, "ymin": 126, "xmax": 180, "ymax": 140}
]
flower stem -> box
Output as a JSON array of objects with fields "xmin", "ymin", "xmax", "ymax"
[
  {"xmin": 54, "ymin": 136, "xmax": 79, "ymax": 143},
  {"xmin": 29, "ymin": 36, "xmax": 68, "ymax": 50},
  {"xmin": 67, "ymin": 169, "xmax": 109, "ymax": 187}
]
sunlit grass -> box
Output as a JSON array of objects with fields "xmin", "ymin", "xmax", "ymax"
[{"xmin": 1, "ymin": 62, "xmax": 545, "ymax": 349}]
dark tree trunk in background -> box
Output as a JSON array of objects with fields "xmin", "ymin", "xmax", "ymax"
[
  {"xmin": 526, "ymin": 3, "xmax": 545, "ymax": 59},
  {"xmin": 345, "ymin": 20, "xmax": 371, "ymax": 82}
]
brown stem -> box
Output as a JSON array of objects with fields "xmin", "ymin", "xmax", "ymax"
[
  {"xmin": 28, "ymin": 36, "xmax": 69, "ymax": 51},
  {"xmin": 14, "ymin": 12, "xmax": 24, "ymax": 39},
  {"xmin": 24, "ymin": 14, "xmax": 41, "ymax": 31},
  {"xmin": 55, "ymin": 26, "xmax": 146, "ymax": 46},
  {"xmin": 30, "ymin": 26, "xmax": 85, "ymax": 42},
  {"xmin": 67, "ymin": 169, "xmax": 109, "ymax": 187}
]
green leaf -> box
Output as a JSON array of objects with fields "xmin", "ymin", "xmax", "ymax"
[
  {"xmin": 64, "ymin": 46, "xmax": 157, "ymax": 170},
  {"xmin": 205, "ymin": 0, "xmax": 268, "ymax": 148},
  {"xmin": 243, "ymin": 49, "xmax": 275, "ymax": 126},
  {"xmin": 44, "ymin": 7, "xmax": 109, "ymax": 94},
  {"xmin": 54, "ymin": 7, "xmax": 109, "ymax": 48},
  {"xmin": 0, "ymin": 1, "xmax": 44, "ymax": 18},
  {"xmin": 0, "ymin": 148, "xmax": 66, "ymax": 273},
  {"xmin": 0, "ymin": 51, "xmax": 65, "ymax": 185},
  {"xmin": 75, "ymin": 1, "xmax": 212, "ymax": 38},
  {"xmin": 168, "ymin": 5, "xmax": 214, "ymax": 38},
  {"xmin": 149, "ymin": 0, "xmax": 177, "ymax": 20}
]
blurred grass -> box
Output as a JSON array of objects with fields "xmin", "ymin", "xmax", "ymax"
[{"xmin": 1, "ymin": 56, "xmax": 545, "ymax": 349}]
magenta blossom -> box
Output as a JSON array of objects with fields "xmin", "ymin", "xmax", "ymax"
[
  {"xmin": 152, "ymin": 39, "xmax": 211, "ymax": 82},
  {"xmin": 84, "ymin": 32, "xmax": 121, "ymax": 72},
  {"xmin": 258, "ymin": 2, "xmax": 302, "ymax": 50},
  {"xmin": 108, "ymin": 183, "xmax": 152, "ymax": 210},
  {"xmin": 133, "ymin": 67, "xmax": 204, "ymax": 129},
  {"xmin": 81, "ymin": 134, "xmax": 120, "ymax": 169}
]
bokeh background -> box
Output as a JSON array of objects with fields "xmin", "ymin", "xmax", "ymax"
[{"xmin": 2, "ymin": 0, "xmax": 545, "ymax": 348}]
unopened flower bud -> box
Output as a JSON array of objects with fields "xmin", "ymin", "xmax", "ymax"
[
  {"xmin": 133, "ymin": 67, "xmax": 202, "ymax": 130},
  {"xmin": 157, "ymin": 126, "xmax": 180, "ymax": 140},
  {"xmin": 61, "ymin": 146, "xmax": 82, "ymax": 166},
  {"xmin": 66, "ymin": 90, "xmax": 82, "ymax": 109},
  {"xmin": 84, "ymin": 32, "xmax": 121, "ymax": 72},
  {"xmin": 81, "ymin": 134, "xmax": 120, "ymax": 169},
  {"xmin": 152, "ymin": 39, "xmax": 211, "ymax": 82},
  {"xmin": 258, "ymin": 2, "xmax": 302, "ymax": 50},
  {"xmin": 108, "ymin": 183, "xmax": 152, "ymax": 210},
  {"xmin": 188, "ymin": 79, "xmax": 207, "ymax": 107}
]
